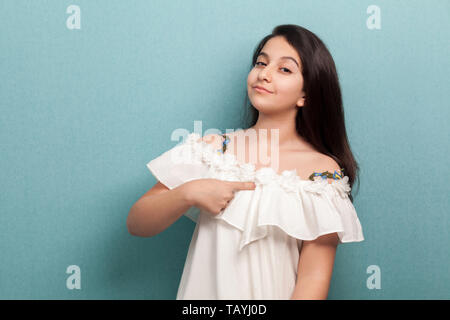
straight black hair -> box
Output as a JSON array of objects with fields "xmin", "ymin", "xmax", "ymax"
[{"xmin": 242, "ymin": 24, "xmax": 360, "ymax": 201}]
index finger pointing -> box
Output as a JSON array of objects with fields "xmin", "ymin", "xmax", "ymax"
[{"xmin": 230, "ymin": 181, "xmax": 256, "ymax": 191}]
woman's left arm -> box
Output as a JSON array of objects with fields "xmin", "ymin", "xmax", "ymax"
[{"xmin": 290, "ymin": 232, "xmax": 339, "ymax": 300}]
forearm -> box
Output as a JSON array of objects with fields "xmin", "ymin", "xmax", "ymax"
[
  {"xmin": 127, "ymin": 184, "xmax": 193, "ymax": 237},
  {"xmin": 290, "ymin": 276, "xmax": 331, "ymax": 300}
]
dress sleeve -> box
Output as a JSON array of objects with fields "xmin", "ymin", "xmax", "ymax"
[
  {"xmin": 280, "ymin": 178, "xmax": 365, "ymax": 245},
  {"xmin": 146, "ymin": 134, "xmax": 209, "ymax": 223},
  {"xmin": 299, "ymin": 185, "xmax": 365, "ymax": 244},
  {"xmin": 213, "ymin": 174, "xmax": 364, "ymax": 251}
]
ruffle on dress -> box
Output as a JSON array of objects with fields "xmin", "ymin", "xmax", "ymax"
[{"xmin": 146, "ymin": 132, "xmax": 364, "ymax": 250}]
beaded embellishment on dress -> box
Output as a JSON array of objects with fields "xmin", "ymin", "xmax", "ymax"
[
  {"xmin": 308, "ymin": 168, "xmax": 345, "ymax": 181},
  {"xmin": 216, "ymin": 134, "xmax": 230, "ymax": 154},
  {"xmin": 216, "ymin": 133, "xmax": 344, "ymax": 181}
]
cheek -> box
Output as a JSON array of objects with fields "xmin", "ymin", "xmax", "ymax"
[
  {"xmin": 276, "ymin": 78, "xmax": 303, "ymax": 96},
  {"xmin": 247, "ymin": 70, "xmax": 257, "ymax": 85}
]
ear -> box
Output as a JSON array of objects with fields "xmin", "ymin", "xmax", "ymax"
[{"xmin": 297, "ymin": 95, "xmax": 305, "ymax": 107}]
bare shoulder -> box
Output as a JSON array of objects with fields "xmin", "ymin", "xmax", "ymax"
[{"xmin": 315, "ymin": 154, "xmax": 341, "ymax": 172}]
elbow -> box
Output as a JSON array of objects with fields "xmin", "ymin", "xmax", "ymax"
[
  {"xmin": 126, "ymin": 214, "xmax": 138, "ymax": 236},
  {"xmin": 126, "ymin": 205, "xmax": 149, "ymax": 237},
  {"xmin": 126, "ymin": 204, "xmax": 137, "ymax": 235},
  {"xmin": 126, "ymin": 218, "xmax": 137, "ymax": 236},
  {"xmin": 127, "ymin": 217, "xmax": 152, "ymax": 238}
]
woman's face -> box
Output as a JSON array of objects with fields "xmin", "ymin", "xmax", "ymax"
[{"xmin": 247, "ymin": 36, "xmax": 305, "ymax": 114}]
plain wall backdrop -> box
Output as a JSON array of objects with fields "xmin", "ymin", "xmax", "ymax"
[{"xmin": 0, "ymin": 0, "xmax": 449, "ymax": 299}]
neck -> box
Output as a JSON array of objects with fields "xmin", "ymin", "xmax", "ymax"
[{"xmin": 247, "ymin": 111, "xmax": 303, "ymax": 147}]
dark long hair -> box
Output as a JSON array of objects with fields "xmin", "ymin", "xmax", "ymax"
[{"xmin": 242, "ymin": 24, "xmax": 360, "ymax": 201}]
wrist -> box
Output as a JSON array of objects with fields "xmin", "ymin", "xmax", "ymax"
[{"xmin": 177, "ymin": 181, "xmax": 196, "ymax": 207}]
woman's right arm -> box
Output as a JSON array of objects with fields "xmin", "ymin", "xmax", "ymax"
[
  {"xmin": 126, "ymin": 181, "xmax": 195, "ymax": 238},
  {"xmin": 128, "ymin": 133, "xmax": 255, "ymax": 237},
  {"xmin": 127, "ymin": 178, "xmax": 255, "ymax": 237}
]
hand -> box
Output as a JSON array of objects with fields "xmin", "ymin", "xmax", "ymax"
[{"xmin": 183, "ymin": 179, "xmax": 256, "ymax": 216}]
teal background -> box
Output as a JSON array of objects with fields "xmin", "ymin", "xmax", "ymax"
[{"xmin": 1, "ymin": 0, "xmax": 449, "ymax": 299}]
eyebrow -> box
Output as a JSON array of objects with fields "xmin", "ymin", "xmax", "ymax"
[{"xmin": 257, "ymin": 51, "xmax": 299, "ymax": 68}]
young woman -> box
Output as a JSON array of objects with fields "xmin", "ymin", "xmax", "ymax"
[{"xmin": 127, "ymin": 24, "xmax": 364, "ymax": 300}]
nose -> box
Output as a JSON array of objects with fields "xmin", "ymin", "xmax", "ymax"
[{"xmin": 257, "ymin": 65, "xmax": 272, "ymax": 82}]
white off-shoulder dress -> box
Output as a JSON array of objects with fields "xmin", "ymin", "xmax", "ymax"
[{"xmin": 146, "ymin": 132, "xmax": 364, "ymax": 300}]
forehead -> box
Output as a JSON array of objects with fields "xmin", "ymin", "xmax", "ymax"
[{"xmin": 259, "ymin": 36, "xmax": 300, "ymax": 63}]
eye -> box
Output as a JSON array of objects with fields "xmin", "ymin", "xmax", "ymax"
[{"xmin": 255, "ymin": 62, "xmax": 291, "ymax": 73}]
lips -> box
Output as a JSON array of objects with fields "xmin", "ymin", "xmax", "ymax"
[{"xmin": 253, "ymin": 85, "xmax": 273, "ymax": 94}]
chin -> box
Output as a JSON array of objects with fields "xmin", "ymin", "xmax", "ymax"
[{"xmin": 250, "ymin": 101, "xmax": 276, "ymax": 113}]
